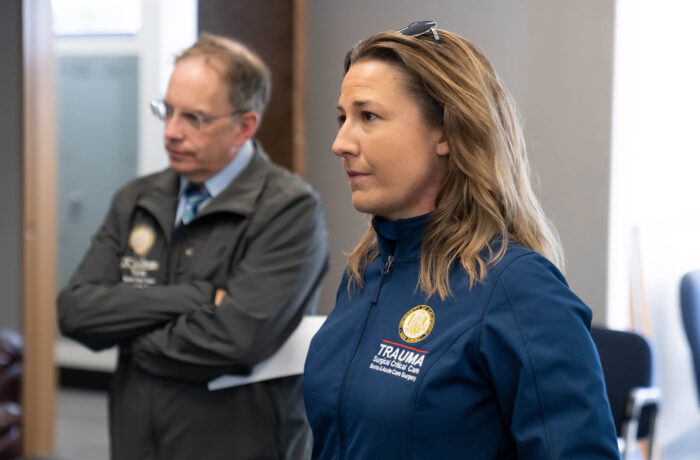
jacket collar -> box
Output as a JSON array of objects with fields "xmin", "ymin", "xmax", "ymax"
[
  {"xmin": 372, "ymin": 213, "xmax": 430, "ymax": 264},
  {"xmin": 136, "ymin": 141, "xmax": 272, "ymax": 240},
  {"xmin": 196, "ymin": 145, "xmax": 270, "ymax": 218}
]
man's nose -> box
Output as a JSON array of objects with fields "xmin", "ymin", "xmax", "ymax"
[{"xmin": 164, "ymin": 115, "xmax": 185, "ymax": 140}]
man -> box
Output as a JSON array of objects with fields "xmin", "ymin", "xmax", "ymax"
[{"xmin": 58, "ymin": 33, "xmax": 329, "ymax": 460}]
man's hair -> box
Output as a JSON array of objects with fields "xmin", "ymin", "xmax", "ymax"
[
  {"xmin": 343, "ymin": 28, "xmax": 563, "ymax": 300},
  {"xmin": 176, "ymin": 32, "xmax": 271, "ymax": 117}
]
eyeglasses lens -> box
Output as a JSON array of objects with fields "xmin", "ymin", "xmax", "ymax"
[{"xmin": 150, "ymin": 100, "xmax": 167, "ymax": 121}]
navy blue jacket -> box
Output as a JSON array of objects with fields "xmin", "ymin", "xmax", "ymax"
[{"xmin": 304, "ymin": 214, "xmax": 620, "ymax": 459}]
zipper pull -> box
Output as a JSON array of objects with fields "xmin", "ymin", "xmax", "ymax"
[{"xmin": 381, "ymin": 255, "xmax": 395, "ymax": 275}]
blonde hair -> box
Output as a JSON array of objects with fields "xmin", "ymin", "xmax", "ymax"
[
  {"xmin": 177, "ymin": 32, "xmax": 271, "ymax": 117},
  {"xmin": 344, "ymin": 29, "xmax": 563, "ymax": 300}
]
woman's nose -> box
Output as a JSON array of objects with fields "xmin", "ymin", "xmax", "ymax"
[{"xmin": 332, "ymin": 124, "xmax": 357, "ymax": 157}]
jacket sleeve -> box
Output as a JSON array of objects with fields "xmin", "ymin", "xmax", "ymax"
[
  {"xmin": 129, "ymin": 191, "xmax": 329, "ymax": 383},
  {"xmin": 57, "ymin": 191, "xmax": 213, "ymax": 351},
  {"xmin": 478, "ymin": 253, "xmax": 620, "ymax": 459}
]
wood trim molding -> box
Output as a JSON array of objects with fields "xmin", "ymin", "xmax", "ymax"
[
  {"xmin": 292, "ymin": 0, "xmax": 308, "ymax": 177},
  {"xmin": 21, "ymin": 0, "xmax": 57, "ymax": 455}
]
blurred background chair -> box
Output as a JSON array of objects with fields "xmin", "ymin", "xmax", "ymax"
[
  {"xmin": 660, "ymin": 270, "xmax": 700, "ymax": 459},
  {"xmin": 0, "ymin": 329, "xmax": 22, "ymax": 460},
  {"xmin": 680, "ymin": 270, "xmax": 700, "ymax": 405},
  {"xmin": 591, "ymin": 326, "xmax": 660, "ymax": 460}
]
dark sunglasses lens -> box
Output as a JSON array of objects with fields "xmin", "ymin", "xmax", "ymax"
[{"xmin": 399, "ymin": 20, "xmax": 437, "ymax": 36}]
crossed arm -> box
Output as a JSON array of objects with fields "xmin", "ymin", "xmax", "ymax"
[{"xmin": 58, "ymin": 190, "xmax": 329, "ymax": 383}]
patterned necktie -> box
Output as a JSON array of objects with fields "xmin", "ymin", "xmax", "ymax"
[{"xmin": 181, "ymin": 182, "xmax": 210, "ymax": 226}]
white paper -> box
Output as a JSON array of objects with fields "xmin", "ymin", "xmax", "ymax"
[{"xmin": 207, "ymin": 315, "xmax": 326, "ymax": 391}]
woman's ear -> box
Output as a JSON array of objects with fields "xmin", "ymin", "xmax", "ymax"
[{"xmin": 436, "ymin": 134, "xmax": 450, "ymax": 157}]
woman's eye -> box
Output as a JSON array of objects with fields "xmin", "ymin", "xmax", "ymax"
[
  {"xmin": 337, "ymin": 114, "xmax": 346, "ymax": 126},
  {"xmin": 361, "ymin": 111, "xmax": 377, "ymax": 122}
]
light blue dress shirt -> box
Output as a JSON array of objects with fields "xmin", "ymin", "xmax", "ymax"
[{"xmin": 174, "ymin": 140, "xmax": 254, "ymax": 225}]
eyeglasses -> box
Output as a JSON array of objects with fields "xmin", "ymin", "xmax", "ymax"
[
  {"xmin": 397, "ymin": 20, "xmax": 442, "ymax": 45},
  {"xmin": 150, "ymin": 100, "xmax": 244, "ymax": 131}
]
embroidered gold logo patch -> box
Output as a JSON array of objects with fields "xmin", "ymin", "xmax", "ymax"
[
  {"xmin": 128, "ymin": 225, "xmax": 156, "ymax": 257},
  {"xmin": 399, "ymin": 305, "xmax": 435, "ymax": 343}
]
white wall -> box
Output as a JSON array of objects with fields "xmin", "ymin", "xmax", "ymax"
[
  {"xmin": 306, "ymin": 0, "xmax": 615, "ymax": 323},
  {"xmin": 609, "ymin": 0, "xmax": 700, "ymax": 447}
]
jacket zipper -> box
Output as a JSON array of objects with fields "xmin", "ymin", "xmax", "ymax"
[
  {"xmin": 337, "ymin": 251, "xmax": 395, "ymax": 459},
  {"xmin": 381, "ymin": 255, "xmax": 395, "ymax": 275}
]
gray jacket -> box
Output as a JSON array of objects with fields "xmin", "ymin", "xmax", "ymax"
[{"xmin": 58, "ymin": 143, "xmax": 329, "ymax": 460}]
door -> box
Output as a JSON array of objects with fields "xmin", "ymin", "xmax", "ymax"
[{"xmin": 56, "ymin": 55, "xmax": 139, "ymax": 288}]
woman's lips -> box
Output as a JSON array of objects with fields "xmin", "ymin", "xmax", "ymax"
[{"xmin": 346, "ymin": 170, "xmax": 370, "ymax": 187}]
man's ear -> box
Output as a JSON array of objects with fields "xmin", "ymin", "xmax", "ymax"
[{"xmin": 234, "ymin": 111, "xmax": 260, "ymax": 145}]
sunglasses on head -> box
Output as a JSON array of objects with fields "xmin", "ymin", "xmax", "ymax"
[{"xmin": 397, "ymin": 20, "xmax": 442, "ymax": 45}]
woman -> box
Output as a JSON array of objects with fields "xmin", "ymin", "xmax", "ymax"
[{"xmin": 303, "ymin": 21, "xmax": 620, "ymax": 459}]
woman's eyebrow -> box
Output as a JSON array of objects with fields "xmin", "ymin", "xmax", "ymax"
[{"xmin": 337, "ymin": 100, "xmax": 371, "ymax": 110}]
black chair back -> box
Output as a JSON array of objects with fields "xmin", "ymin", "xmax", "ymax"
[{"xmin": 590, "ymin": 327, "xmax": 653, "ymax": 438}]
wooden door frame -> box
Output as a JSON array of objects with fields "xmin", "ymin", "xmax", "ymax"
[
  {"xmin": 22, "ymin": 0, "xmax": 57, "ymax": 455},
  {"xmin": 292, "ymin": 0, "xmax": 308, "ymax": 177},
  {"xmin": 198, "ymin": 0, "xmax": 308, "ymax": 175}
]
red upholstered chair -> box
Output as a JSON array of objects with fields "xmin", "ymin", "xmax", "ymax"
[{"xmin": 0, "ymin": 329, "xmax": 22, "ymax": 460}]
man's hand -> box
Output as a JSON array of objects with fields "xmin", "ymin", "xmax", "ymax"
[{"xmin": 214, "ymin": 288, "xmax": 227, "ymax": 307}]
